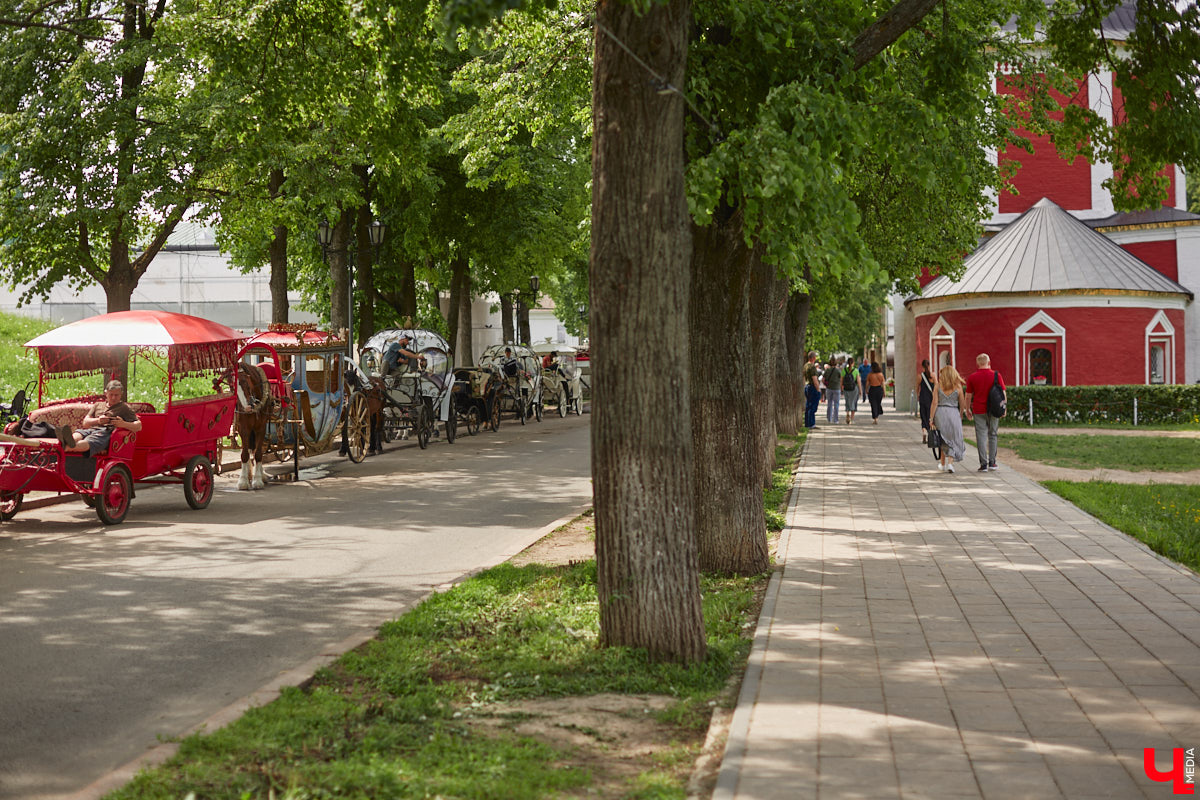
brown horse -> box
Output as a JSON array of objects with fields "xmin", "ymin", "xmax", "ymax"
[{"xmin": 235, "ymin": 363, "xmax": 274, "ymax": 489}]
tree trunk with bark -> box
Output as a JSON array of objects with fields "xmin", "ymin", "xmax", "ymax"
[
  {"xmin": 353, "ymin": 166, "xmax": 375, "ymax": 349},
  {"xmin": 268, "ymin": 168, "xmax": 289, "ymax": 324},
  {"xmin": 501, "ymin": 295, "xmax": 515, "ymax": 344},
  {"xmin": 446, "ymin": 259, "xmax": 463, "ymax": 350},
  {"xmin": 773, "ymin": 275, "xmax": 802, "ymax": 434},
  {"xmin": 591, "ymin": 0, "xmax": 706, "ymax": 662},
  {"xmin": 329, "ymin": 210, "xmax": 351, "ymax": 336},
  {"xmin": 454, "ymin": 257, "xmax": 473, "ymax": 364},
  {"xmin": 748, "ymin": 246, "xmax": 777, "ymax": 489},
  {"xmin": 787, "ymin": 290, "xmax": 812, "ymax": 373},
  {"xmin": 517, "ymin": 294, "xmax": 531, "ymax": 346},
  {"xmin": 690, "ymin": 214, "xmax": 769, "ymax": 575}
]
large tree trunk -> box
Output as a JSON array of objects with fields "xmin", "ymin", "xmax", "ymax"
[
  {"xmin": 268, "ymin": 168, "xmax": 289, "ymax": 324},
  {"xmin": 748, "ymin": 246, "xmax": 777, "ymax": 489},
  {"xmin": 591, "ymin": 0, "xmax": 705, "ymax": 662},
  {"xmin": 690, "ymin": 214, "xmax": 769, "ymax": 575},
  {"xmin": 446, "ymin": 258, "xmax": 463, "ymax": 349},
  {"xmin": 517, "ymin": 294, "xmax": 531, "ymax": 346},
  {"xmin": 786, "ymin": 289, "xmax": 812, "ymax": 387},
  {"xmin": 353, "ymin": 166, "xmax": 375, "ymax": 349},
  {"xmin": 454, "ymin": 257, "xmax": 473, "ymax": 364},
  {"xmin": 501, "ymin": 294, "xmax": 516, "ymax": 343},
  {"xmin": 773, "ymin": 275, "xmax": 801, "ymax": 434},
  {"xmin": 329, "ymin": 210, "xmax": 351, "ymax": 336}
]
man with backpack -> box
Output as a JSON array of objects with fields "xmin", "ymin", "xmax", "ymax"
[
  {"xmin": 964, "ymin": 353, "xmax": 1007, "ymax": 472},
  {"xmin": 823, "ymin": 358, "xmax": 843, "ymax": 425}
]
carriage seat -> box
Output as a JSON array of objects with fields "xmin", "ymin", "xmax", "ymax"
[
  {"xmin": 256, "ymin": 362, "xmax": 292, "ymax": 401},
  {"xmin": 3, "ymin": 399, "xmax": 155, "ymax": 455}
]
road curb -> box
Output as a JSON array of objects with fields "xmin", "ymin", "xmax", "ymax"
[{"xmin": 55, "ymin": 501, "xmax": 594, "ymax": 800}]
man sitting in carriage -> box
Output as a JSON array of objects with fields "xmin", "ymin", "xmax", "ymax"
[
  {"xmin": 56, "ymin": 380, "xmax": 143, "ymax": 455},
  {"xmin": 382, "ymin": 335, "xmax": 424, "ymax": 382}
]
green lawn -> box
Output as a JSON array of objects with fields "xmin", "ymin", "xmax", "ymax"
[
  {"xmin": 1042, "ymin": 482, "xmax": 1200, "ymax": 573},
  {"xmin": 1001, "ymin": 432, "xmax": 1200, "ymax": 472}
]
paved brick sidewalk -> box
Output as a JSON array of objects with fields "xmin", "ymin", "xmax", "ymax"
[{"xmin": 715, "ymin": 414, "xmax": 1200, "ymax": 800}]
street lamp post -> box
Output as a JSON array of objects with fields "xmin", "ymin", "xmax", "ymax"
[{"xmin": 576, "ymin": 302, "xmax": 587, "ymax": 345}]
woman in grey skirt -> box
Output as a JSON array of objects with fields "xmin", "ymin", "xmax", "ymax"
[{"xmin": 929, "ymin": 365, "xmax": 968, "ymax": 472}]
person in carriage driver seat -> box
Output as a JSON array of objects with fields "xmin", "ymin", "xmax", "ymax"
[
  {"xmin": 57, "ymin": 380, "xmax": 143, "ymax": 455},
  {"xmin": 382, "ymin": 335, "xmax": 424, "ymax": 381}
]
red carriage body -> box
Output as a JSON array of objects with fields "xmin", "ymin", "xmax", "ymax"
[{"xmin": 0, "ymin": 311, "xmax": 244, "ymax": 524}]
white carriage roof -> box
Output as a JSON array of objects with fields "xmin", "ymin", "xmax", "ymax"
[
  {"xmin": 363, "ymin": 328, "xmax": 450, "ymax": 354},
  {"xmin": 909, "ymin": 198, "xmax": 1194, "ymax": 304}
]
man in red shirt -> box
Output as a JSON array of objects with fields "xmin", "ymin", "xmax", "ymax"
[{"xmin": 964, "ymin": 353, "xmax": 1006, "ymax": 472}]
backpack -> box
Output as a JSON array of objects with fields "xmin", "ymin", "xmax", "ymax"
[
  {"xmin": 842, "ymin": 369, "xmax": 857, "ymax": 392},
  {"xmin": 986, "ymin": 372, "xmax": 1007, "ymax": 418}
]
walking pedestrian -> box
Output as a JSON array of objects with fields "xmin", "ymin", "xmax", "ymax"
[
  {"xmin": 858, "ymin": 356, "xmax": 871, "ymax": 398},
  {"xmin": 842, "ymin": 356, "xmax": 859, "ymax": 424},
  {"xmin": 803, "ymin": 351, "xmax": 821, "ymax": 430},
  {"xmin": 918, "ymin": 359, "xmax": 935, "ymax": 443},
  {"xmin": 866, "ymin": 362, "xmax": 886, "ymax": 423},
  {"xmin": 929, "ymin": 365, "xmax": 967, "ymax": 472},
  {"xmin": 964, "ymin": 353, "xmax": 1007, "ymax": 472},
  {"xmin": 823, "ymin": 358, "xmax": 843, "ymax": 424}
]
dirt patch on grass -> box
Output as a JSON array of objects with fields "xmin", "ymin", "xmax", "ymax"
[
  {"xmin": 998, "ymin": 447, "xmax": 1200, "ymax": 485},
  {"xmin": 499, "ymin": 511, "xmax": 742, "ymax": 799}
]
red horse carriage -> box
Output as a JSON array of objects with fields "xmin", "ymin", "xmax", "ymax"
[{"xmin": 0, "ymin": 311, "xmax": 243, "ymax": 525}]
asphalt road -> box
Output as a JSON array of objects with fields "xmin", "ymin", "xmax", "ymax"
[{"xmin": 0, "ymin": 414, "xmax": 592, "ymax": 799}]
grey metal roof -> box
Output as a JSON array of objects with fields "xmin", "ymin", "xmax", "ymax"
[
  {"xmin": 912, "ymin": 197, "xmax": 1193, "ymax": 301},
  {"xmin": 1087, "ymin": 206, "xmax": 1200, "ymax": 229},
  {"xmin": 1001, "ymin": 0, "xmax": 1137, "ymax": 39}
]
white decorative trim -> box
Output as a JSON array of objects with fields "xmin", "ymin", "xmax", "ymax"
[
  {"xmin": 1015, "ymin": 311, "xmax": 1067, "ymax": 386},
  {"xmin": 1144, "ymin": 310, "xmax": 1176, "ymax": 384},
  {"xmin": 928, "ymin": 316, "xmax": 956, "ymax": 372}
]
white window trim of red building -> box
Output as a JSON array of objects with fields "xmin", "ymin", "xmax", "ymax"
[
  {"xmin": 1144, "ymin": 310, "xmax": 1175, "ymax": 385},
  {"xmin": 928, "ymin": 316, "xmax": 956, "ymax": 373},
  {"xmin": 1014, "ymin": 310, "xmax": 1067, "ymax": 387}
]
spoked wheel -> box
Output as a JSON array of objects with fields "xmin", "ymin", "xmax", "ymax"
[
  {"xmin": 533, "ymin": 402, "xmax": 542, "ymax": 422},
  {"xmin": 489, "ymin": 399, "xmax": 501, "ymax": 432},
  {"xmin": 0, "ymin": 491, "xmax": 22, "ymax": 521},
  {"xmin": 573, "ymin": 395, "xmax": 584, "ymax": 415},
  {"xmin": 184, "ymin": 455, "xmax": 214, "ymax": 510},
  {"xmin": 465, "ymin": 406, "xmax": 480, "ymax": 435},
  {"xmin": 517, "ymin": 397, "xmax": 526, "ymax": 426},
  {"xmin": 556, "ymin": 396, "xmax": 566, "ymax": 418},
  {"xmin": 416, "ymin": 404, "xmax": 431, "ymax": 450},
  {"xmin": 445, "ymin": 405, "xmax": 457, "ymax": 444},
  {"xmin": 96, "ymin": 465, "xmax": 132, "ymax": 525},
  {"xmin": 345, "ymin": 392, "xmax": 371, "ymax": 463}
]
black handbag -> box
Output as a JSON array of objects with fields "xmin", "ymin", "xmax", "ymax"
[{"xmin": 927, "ymin": 427, "xmax": 943, "ymax": 460}]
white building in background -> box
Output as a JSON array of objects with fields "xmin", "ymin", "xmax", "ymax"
[
  {"xmin": 0, "ymin": 223, "xmax": 583, "ymax": 361},
  {"xmin": 0, "ymin": 223, "xmax": 316, "ymax": 330}
]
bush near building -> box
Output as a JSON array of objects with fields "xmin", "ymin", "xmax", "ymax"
[{"xmin": 1004, "ymin": 384, "xmax": 1200, "ymax": 426}]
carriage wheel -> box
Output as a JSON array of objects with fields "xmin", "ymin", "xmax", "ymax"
[
  {"xmin": 573, "ymin": 395, "xmax": 584, "ymax": 415},
  {"xmin": 516, "ymin": 397, "xmax": 526, "ymax": 426},
  {"xmin": 445, "ymin": 405, "xmax": 457, "ymax": 444},
  {"xmin": 345, "ymin": 392, "xmax": 370, "ymax": 463},
  {"xmin": 466, "ymin": 406, "xmax": 480, "ymax": 435},
  {"xmin": 534, "ymin": 402, "xmax": 542, "ymax": 422},
  {"xmin": 0, "ymin": 491, "xmax": 22, "ymax": 521},
  {"xmin": 184, "ymin": 455, "xmax": 214, "ymax": 510},
  {"xmin": 96, "ymin": 465, "xmax": 132, "ymax": 525},
  {"xmin": 557, "ymin": 396, "xmax": 566, "ymax": 418},
  {"xmin": 416, "ymin": 404, "xmax": 431, "ymax": 450},
  {"xmin": 489, "ymin": 399, "xmax": 501, "ymax": 432}
]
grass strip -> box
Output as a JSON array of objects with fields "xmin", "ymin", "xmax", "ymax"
[
  {"xmin": 1042, "ymin": 481, "xmax": 1200, "ymax": 573},
  {"xmin": 107, "ymin": 441, "xmax": 806, "ymax": 800},
  {"xmin": 1001, "ymin": 433, "xmax": 1200, "ymax": 472}
]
